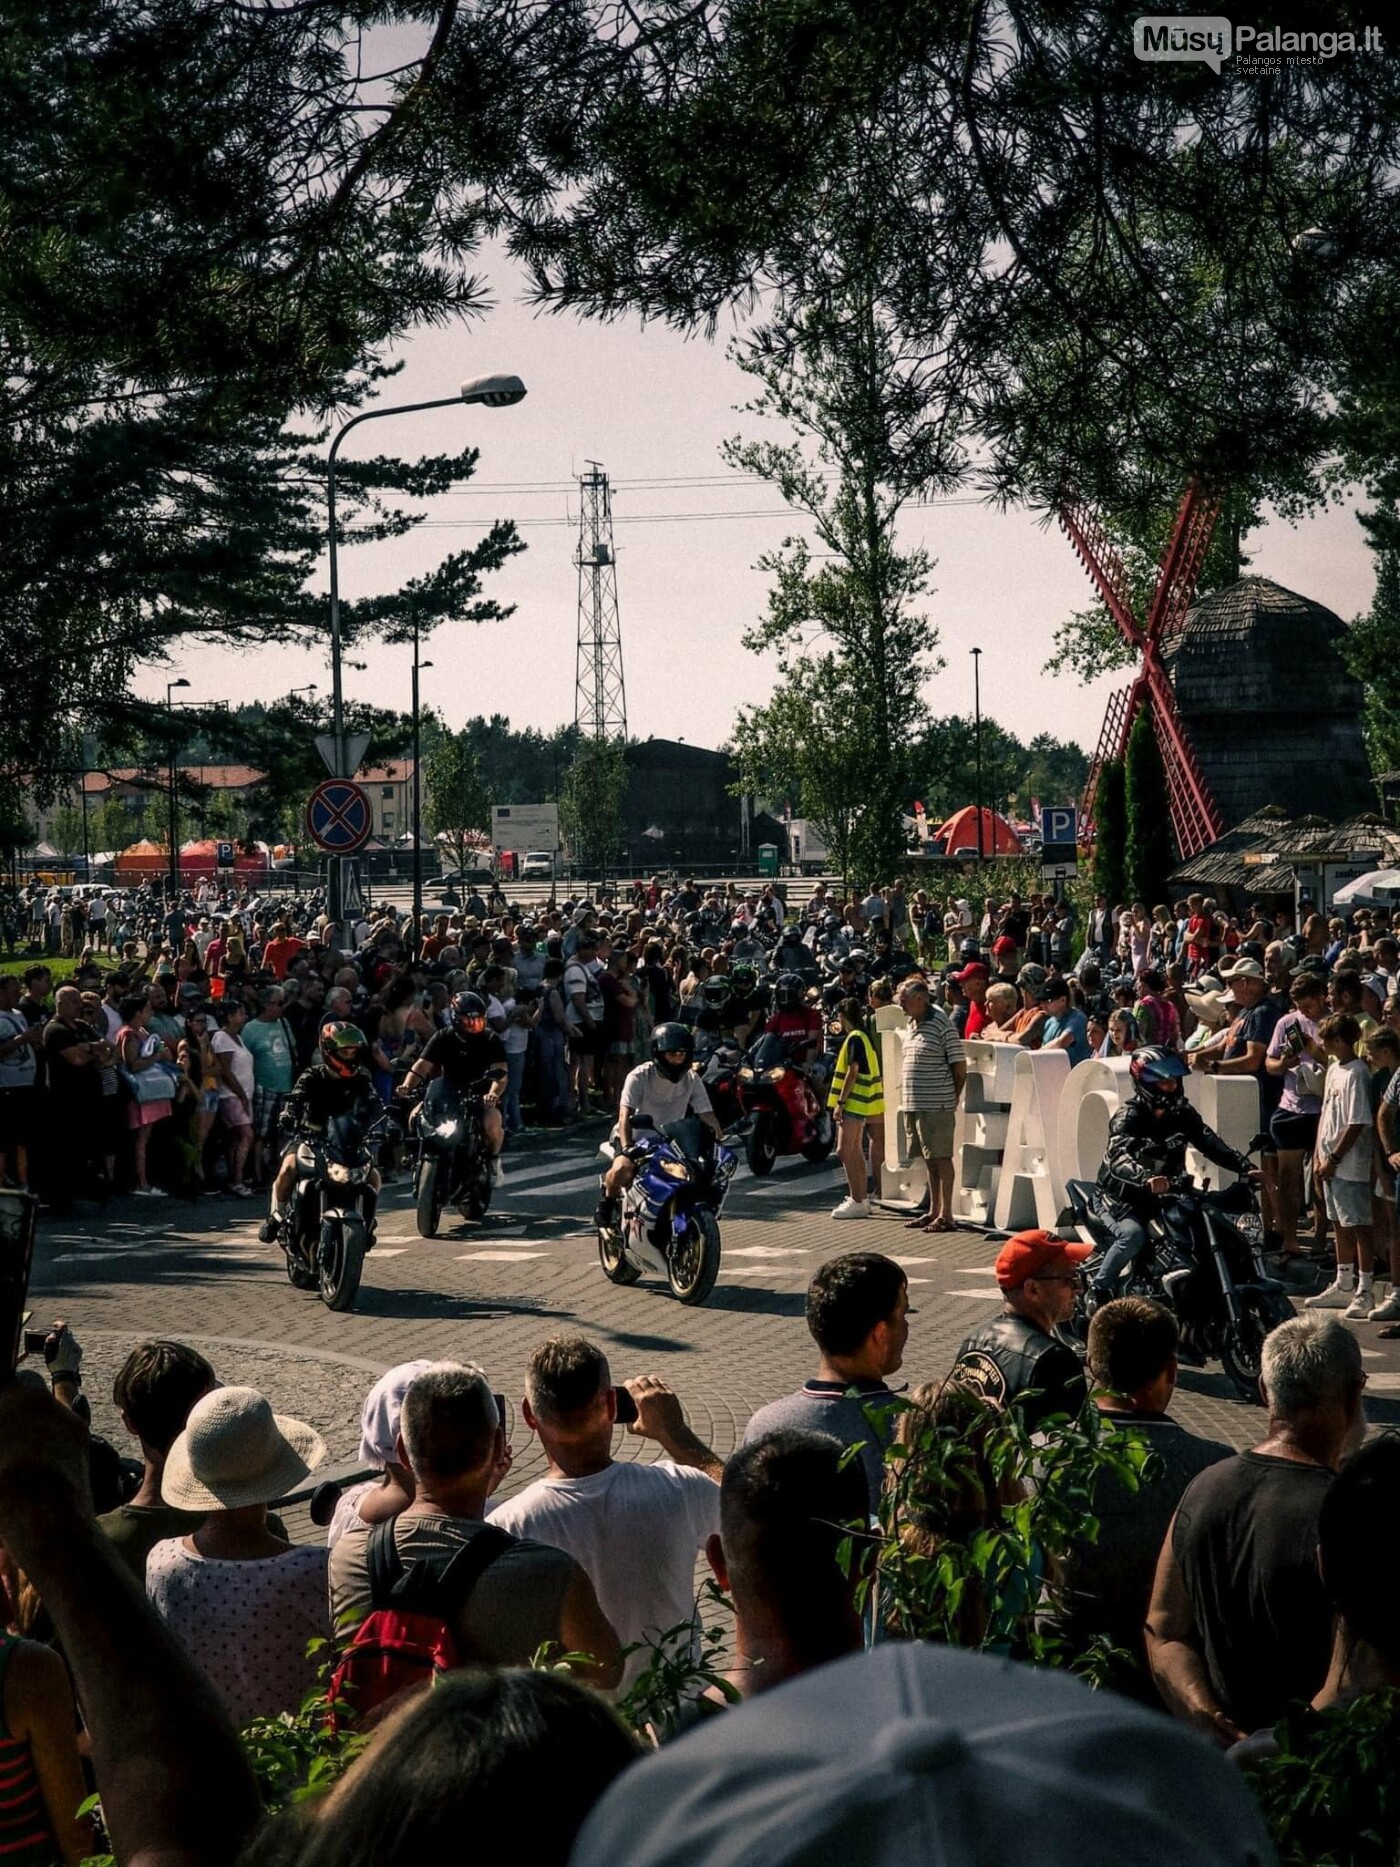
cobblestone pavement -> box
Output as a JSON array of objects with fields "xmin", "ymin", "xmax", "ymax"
[{"xmin": 32, "ymin": 1127, "xmax": 1400, "ymax": 1532}]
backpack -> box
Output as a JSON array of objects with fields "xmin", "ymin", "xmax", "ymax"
[{"xmin": 329, "ymin": 1518, "xmax": 513, "ymax": 1731}]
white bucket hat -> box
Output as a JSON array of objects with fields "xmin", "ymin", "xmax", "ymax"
[{"xmin": 161, "ymin": 1385, "xmax": 326, "ymax": 1512}]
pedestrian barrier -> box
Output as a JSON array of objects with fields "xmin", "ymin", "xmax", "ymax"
[{"xmin": 878, "ymin": 1027, "xmax": 1262, "ymax": 1228}]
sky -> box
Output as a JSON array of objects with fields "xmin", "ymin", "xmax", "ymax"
[{"xmin": 140, "ymin": 250, "xmax": 1379, "ymax": 760}]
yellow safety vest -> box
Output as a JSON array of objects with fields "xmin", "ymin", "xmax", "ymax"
[{"xmin": 828, "ymin": 1028, "xmax": 884, "ymax": 1120}]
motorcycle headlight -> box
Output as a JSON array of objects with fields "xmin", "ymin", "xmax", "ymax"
[
  {"xmin": 738, "ymin": 1067, "xmax": 754, "ymax": 1081},
  {"xmin": 327, "ymin": 1162, "xmax": 353, "ymax": 1185},
  {"xmin": 768, "ymin": 1067, "xmax": 788, "ymax": 1082},
  {"xmin": 435, "ymin": 1120, "xmax": 460, "ymax": 1139},
  {"xmin": 659, "ymin": 1159, "xmax": 692, "ymax": 1181}
]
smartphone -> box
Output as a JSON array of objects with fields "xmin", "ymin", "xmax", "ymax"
[
  {"xmin": 22, "ymin": 1329, "xmax": 48, "ymax": 1358},
  {"xmin": 493, "ymin": 1392, "xmax": 508, "ymax": 1426},
  {"xmin": 0, "ymin": 1191, "xmax": 38, "ymax": 1377},
  {"xmin": 613, "ymin": 1384, "xmax": 639, "ymax": 1425}
]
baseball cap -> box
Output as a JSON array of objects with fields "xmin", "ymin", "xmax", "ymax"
[
  {"xmin": 991, "ymin": 934, "xmax": 1017, "ymax": 956},
  {"xmin": 994, "ymin": 1229, "xmax": 1092, "ymax": 1290},
  {"xmin": 1362, "ymin": 972, "xmax": 1389, "ymax": 1002},
  {"xmin": 1015, "ymin": 963, "xmax": 1047, "ymax": 994},
  {"xmin": 569, "ymin": 1644, "xmax": 1275, "ymax": 1867},
  {"xmin": 953, "ymin": 961, "xmax": 989, "ymax": 983}
]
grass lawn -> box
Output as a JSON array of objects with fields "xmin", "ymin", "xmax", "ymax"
[{"xmin": 0, "ymin": 955, "xmax": 82, "ymax": 983}]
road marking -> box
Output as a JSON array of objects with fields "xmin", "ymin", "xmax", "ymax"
[
  {"xmin": 373, "ymin": 1248, "xmax": 406, "ymax": 1258},
  {"xmin": 1362, "ymin": 1372, "xmax": 1400, "ymax": 1391},
  {"xmin": 725, "ymin": 1245, "xmax": 814, "ymax": 1259},
  {"xmin": 945, "ymin": 1289, "xmax": 1004, "ymax": 1299},
  {"xmin": 457, "ymin": 1249, "xmax": 548, "ymax": 1262},
  {"xmin": 748, "ymin": 1171, "xmax": 842, "ymax": 1200}
]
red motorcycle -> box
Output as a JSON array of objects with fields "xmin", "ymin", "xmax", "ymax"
[{"xmin": 735, "ymin": 1032, "xmax": 835, "ymax": 1175}]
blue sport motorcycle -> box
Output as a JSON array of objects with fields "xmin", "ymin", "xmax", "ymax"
[{"xmin": 597, "ymin": 1115, "xmax": 737, "ymax": 1305}]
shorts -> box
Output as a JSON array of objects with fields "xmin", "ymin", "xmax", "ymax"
[
  {"xmin": 1322, "ymin": 1175, "xmax": 1372, "ymax": 1229},
  {"xmin": 253, "ymin": 1087, "xmax": 289, "ymax": 1140},
  {"xmin": 218, "ymin": 1092, "xmax": 251, "ymax": 1131},
  {"xmin": 902, "ymin": 1108, "xmax": 956, "ymax": 1163},
  {"xmin": 1270, "ymin": 1108, "xmax": 1319, "ymax": 1155}
]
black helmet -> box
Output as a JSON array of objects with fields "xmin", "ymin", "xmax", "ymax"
[
  {"xmin": 451, "ymin": 990, "xmax": 488, "ymax": 1034},
  {"xmin": 730, "ymin": 961, "xmax": 758, "ymax": 995},
  {"xmin": 959, "ymin": 938, "xmax": 981, "ymax": 962},
  {"xmin": 1130, "ymin": 1045, "xmax": 1188, "ymax": 1106},
  {"xmin": 775, "ymin": 972, "xmax": 806, "ymax": 1012},
  {"xmin": 651, "ymin": 1022, "xmax": 695, "ymax": 1082},
  {"xmin": 701, "ymin": 976, "xmax": 730, "ymax": 1007},
  {"xmin": 319, "ymin": 1020, "xmax": 367, "ymax": 1079},
  {"xmin": 823, "ymin": 913, "xmax": 842, "ymax": 932},
  {"xmin": 846, "ymin": 949, "xmax": 869, "ymax": 970}
]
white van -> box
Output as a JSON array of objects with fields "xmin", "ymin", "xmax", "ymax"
[{"xmin": 520, "ymin": 851, "xmax": 555, "ymax": 881}]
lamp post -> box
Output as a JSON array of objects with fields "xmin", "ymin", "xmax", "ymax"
[
  {"xmin": 326, "ymin": 373, "xmax": 527, "ymax": 781},
  {"xmin": 166, "ymin": 679, "xmax": 191, "ymax": 897},
  {"xmin": 411, "ymin": 642, "xmax": 434, "ymax": 944},
  {"xmin": 970, "ymin": 648, "xmax": 984, "ymax": 863}
]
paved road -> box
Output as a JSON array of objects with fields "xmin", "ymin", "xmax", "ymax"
[{"xmin": 31, "ymin": 1128, "xmax": 1400, "ymax": 1530}]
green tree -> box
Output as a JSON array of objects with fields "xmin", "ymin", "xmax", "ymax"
[
  {"xmin": 560, "ymin": 738, "xmax": 628, "ymax": 877},
  {"xmin": 1344, "ymin": 499, "xmax": 1400, "ymax": 775},
  {"xmin": 1092, "ymin": 759, "xmax": 1127, "ymax": 905},
  {"xmin": 425, "ymin": 732, "xmax": 492, "ymax": 878},
  {"xmin": 731, "ymin": 655, "xmax": 871, "ymax": 892},
  {"xmin": 50, "ymin": 805, "xmax": 86, "ymax": 857},
  {"xmin": 724, "ymin": 267, "xmax": 948, "ymax": 885},
  {"xmin": 1123, "ymin": 715, "xmax": 1175, "ymax": 907}
]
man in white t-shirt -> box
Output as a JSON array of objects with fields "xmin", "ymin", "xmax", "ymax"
[
  {"xmin": 1306, "ymin": 1012, "xmax": 1377, "ymax": 1319},
  {"xmin": 489, "ymin": 1337, "xmax": 722, "ymax": 1692},
  {"xmin": 597, "ymin": 1023, "xmax": 720, "ymax": 1221}
]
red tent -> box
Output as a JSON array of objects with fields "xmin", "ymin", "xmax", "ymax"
[{"xmin": 935, "ymin": 805, "xmax": 1022, "ymax": 857}]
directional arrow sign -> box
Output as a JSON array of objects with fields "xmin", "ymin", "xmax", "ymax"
[{"xmin": 306, "ymin": 779, "xmax": 372, "ymax": 854}]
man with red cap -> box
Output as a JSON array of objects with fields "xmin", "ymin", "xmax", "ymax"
[
  {"xmin": 949, "ymin": 1230, "xmax": 1091, "ymax": 1429},
  {"xmin": 952, "ymin": 960, "xmax": 990, "ymax": 1038}
]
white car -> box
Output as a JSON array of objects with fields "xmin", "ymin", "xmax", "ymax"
[{"xmin": 520, "ymin": 851, "xmax": 555, "ymax": 881}]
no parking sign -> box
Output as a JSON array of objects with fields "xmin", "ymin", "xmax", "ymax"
[{"xmin": 306, "ymin": 780, "xmax": 372, "ymax": 855}]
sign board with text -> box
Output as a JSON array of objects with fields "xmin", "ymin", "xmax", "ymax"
[
  {"xmin": 1039, "ymin": 804, "xmax": 1078, "ymax": 879},
  {"xmin": 491, "ymin": 803, "xmax": 561, "ymax": 856}
]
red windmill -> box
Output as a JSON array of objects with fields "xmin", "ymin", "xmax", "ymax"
[{"xmin": 1060, "ymin": 481, "xmax": 1226, "ymax": 861}]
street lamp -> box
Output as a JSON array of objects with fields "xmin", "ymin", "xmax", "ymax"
[
  {"xmin": 325, "ymin": 373, "xmax": 528, "ymax": 781},
  {"xmin": 166, "ymin": 679, "xmax": 191, "ymax": 897},
  {"xmin": 970, "ymin": 648, "xmax": 984, "ymax": 864},
  {"xmin": 411, "ymin": 649, "xmax": 434, "ymax": 942}
]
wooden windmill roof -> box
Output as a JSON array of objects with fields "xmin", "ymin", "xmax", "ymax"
[
  {"xmin": 1167, "ymin": 574, "xmax": 1348, "ymax": 643},
  {"xmin": 1171, "ymin": 811, "xmax": 1400, "ymax": 893}
]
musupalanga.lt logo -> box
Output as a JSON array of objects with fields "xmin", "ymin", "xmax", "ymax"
[{"xmin": 1134, "ymin": 17, "xmax": 1384, "ymax": 73}]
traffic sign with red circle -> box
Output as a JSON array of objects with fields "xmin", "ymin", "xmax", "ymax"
[{"xmin": 306, "ymin": 779, "xmax": 372, "ymax": 854}]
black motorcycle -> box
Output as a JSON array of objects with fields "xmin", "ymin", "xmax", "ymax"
[
  {"xmin": 411, "ymin": 1074, "xmax": 494, "ymax": 1237},
  {"xmin": 283, "ymin": 1106, "xmax": 386, "ymax": 1312},
  {"xmin": 1064, "ymin": 1173, "xmax": 1295, "ymax": 1402},
  {"xmin": 690, "ymin": 1030, "xmax": 746, "ymax": 1135}
]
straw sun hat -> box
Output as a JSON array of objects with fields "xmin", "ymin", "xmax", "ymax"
[{"xmin": 161, "ymin": 1385, "xmax": 327, "ymax": 1512}]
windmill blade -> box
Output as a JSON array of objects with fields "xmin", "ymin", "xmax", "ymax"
[
  {"xmin": 1080, "ymin": 680, "xmax": 1142, "ymax": 828},
  {"xmin": 1058, "ymin": 499, "xmax": 1145, "ymax": 649},
  {"xmin": 1144, "ymin": 481, "xmax": 1221, "ymax": 647},
  {"xmin": 1144, "ymin": 658, "xmax": 1225, "ymax": 859}
]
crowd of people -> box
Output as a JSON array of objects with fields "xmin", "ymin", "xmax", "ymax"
[{"xmin": 0, "ymin": 1239, "xmax": 1389, "ymax": 1866}]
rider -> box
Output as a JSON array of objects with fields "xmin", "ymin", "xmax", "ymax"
[
  {"xmin": 1091, "ymin": 1046, "xmax": 1257, "ymax": 1305},
  {"xmin": 259, "ymin": 1021, "xmax": 384, "ymax": 1244},
  {"xmin": 595, "ymin": 1022, "xmax": 723, "ymax": 1229},
  {"xmin": 716, "ymin": 960, "xmax": 768, "ymax": 1047},
  {"xmin": 763, "ymin": 972, "xmax": 824, "ymax": 1064},
  {"xmin": 397, "ymin": 990, "xmax": 507, "ymax": 1181}
]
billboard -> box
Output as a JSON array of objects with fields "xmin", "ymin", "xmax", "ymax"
[{"xmin": 491, "ymin": 803, "xmax": 561, "ymax": 856}]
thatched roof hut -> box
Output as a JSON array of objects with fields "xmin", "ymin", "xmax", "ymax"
[{"xmin": 1170, "ymin": 809, "xmax": 1400, "ymax": 907}]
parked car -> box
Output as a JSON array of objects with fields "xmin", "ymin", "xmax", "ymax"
[{"xmin": 520, "ymin": 850, "xmax": 555, "ymax": 882}]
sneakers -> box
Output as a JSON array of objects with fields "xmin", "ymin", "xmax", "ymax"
[
  {"xmin": 258, "ymin": 1212, "xmax": 283, "ymax": 1245},
  {"xmin": 831, "ymin": 1196, "xmax": 871, "ymax": 1220},
  {"xmin": 1306, "ymin": 1280, "xmax": 1356, "ymax": 1309},
  {"xmin": 594, "ymin": 1196, "xmax": 621, "ymax": 1231},
  {"xmin": 229, "ymin": 1183, "xmax": 254, "ymax": 1199},
  {"xmin": 133, "ymin": 1186, "xmax": 168, "ymax": 1199},
  {"xmin": 1346, "ymin": 1291, "xmax": 1374, "ymax": 1321},
  {"xmin": 1370, "ymin": 1291, "xmax": 1400, "ymax": 1322},
  {"xmin": 491, "ymin": 1156, "xmax": 505, "ymax": 1187}
]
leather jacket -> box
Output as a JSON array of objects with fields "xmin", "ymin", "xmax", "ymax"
[
  {"xmin": 1096, "ymin": 1095, "xmax": 1252, "ymax": 1220},
  {"xmin": 950, "ymin": 1312, "xmax": 1087, "ymax": 1431}
]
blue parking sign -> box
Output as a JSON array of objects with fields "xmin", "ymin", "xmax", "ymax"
[{"xmin": 1041, "ymin": 805, "xmax": 1077, "ymax": 849}]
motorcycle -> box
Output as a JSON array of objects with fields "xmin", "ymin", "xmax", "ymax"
[
  {"xmin": 1063, "ymin": 1172, "xmax": 1295, "ymax": 1402},
  {"xmin": 735, "ymin": 1031, "xmax": 836, "ymax": 1176},
  {"xmin": 597, "ymin": 1115, "xmax": 737, "ymax": 1305},
  {"xmin": 691, "ymin": 1030, "xmax": 746, "ymax": 1134},
  {"xmin": 282, "ymin": 1106, "xmax": 386, "ymax": 1312},
  {"xmin": 410, "ymin": 1075, "xmax": 494, "ymax": 1237}
]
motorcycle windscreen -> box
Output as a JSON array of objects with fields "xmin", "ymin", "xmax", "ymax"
[
  {"xmin": 423, "ymin": 1076, "xmax": 464, "ymax": 1122},
  {"xmin": 660, "ymin": 1115, "xmax": 713, "ymax": 1160},
  {"xmin": 746, "ymin": 1031, "xmax": 793, "ymax": 1071},
  {"xmin": 324, "ymin": 1107, "xmax": 371, "ymax": 1165}
]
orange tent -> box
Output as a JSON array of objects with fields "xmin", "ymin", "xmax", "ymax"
[
  {"xmin": 113, "ymin": 839, "xmax": 169, "ymax": 875},
  {"xmin": 935, "ymin": 805, "xmax": 1022, "ymax": 857}
]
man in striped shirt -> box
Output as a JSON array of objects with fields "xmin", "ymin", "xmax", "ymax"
[{"xmin": 899, "ymin": 977, "xmax": 967, "ymax": 1234}]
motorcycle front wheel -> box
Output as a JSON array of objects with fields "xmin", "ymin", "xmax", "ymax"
[
  {"xmin": 598, "ymin": 1222, "xmax": 641, "ymax": 1285},
  {"xmin": 415, "ymin": 1157, "xmax": 444, "ymax": 1238},
  {"xmin": 463, "ymin": 1156, "xmax": 492, "ymax": 1221},
  {"xmin": 319, "ymin": 1213, "xmax": 366, "ymax": 1313},
  {"xmin": 1221, "ymin": 1289, "xmax": 1296, "ymax": 1402},
  {"xmin": 745, "ymin": 1118, "xmax": 777, "ymax": 1176},
  {"xmin": 667, "ymin": 1209, "xmax": 721, "ymax": 1306}
]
